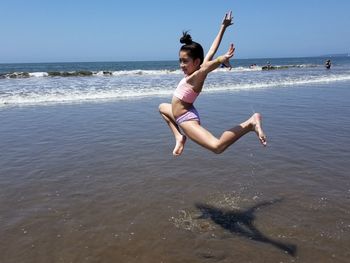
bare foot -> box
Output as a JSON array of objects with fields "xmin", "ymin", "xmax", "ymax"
[
  {"xmin": 173, "ymin": 135, "xmax": 187, "ymax": 156},
  {"xmin": 252, "ymin": 113, "xmax": 267, "ymax": 146}
]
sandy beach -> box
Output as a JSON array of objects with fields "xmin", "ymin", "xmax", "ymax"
[{"xmin": 1, "ymin": 79, "xmax": 349, "ymax": 262}]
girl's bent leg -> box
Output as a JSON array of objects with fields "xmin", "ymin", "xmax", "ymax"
[
  {"xmin": 158, "ymin": 103, "xmax": 187, "ymax": 156},
  {"xmin": 180, "ymin": 113, "xmax": 266, "ymax": 154}
]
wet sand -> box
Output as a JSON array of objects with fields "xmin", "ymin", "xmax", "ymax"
[{"xmin": 1, "ymin": 82, "xmax": 350, "ymax": 262}]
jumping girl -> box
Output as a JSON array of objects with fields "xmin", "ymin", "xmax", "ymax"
[{"xmin": 159, "ymin": 11, "xmax": 267, "ymax": 156}]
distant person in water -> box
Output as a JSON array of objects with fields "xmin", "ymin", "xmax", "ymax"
[
  {"xmin": 158, "ymin": 11, "xmax": 267, "ymax": 156},
  {"xmin": 325, "ymin": 59, "xmax": 331, "ymax": 69}
]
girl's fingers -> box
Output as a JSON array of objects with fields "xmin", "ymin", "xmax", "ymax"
[
  {"xmin": 222, "ymin": 14, "xmax": 227, "ymax": 23},
  {"xmin": 229, "ymin": 43, "xmax": 234, "ymax": 52}
]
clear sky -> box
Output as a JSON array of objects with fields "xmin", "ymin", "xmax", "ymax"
[{"xmin": 1, "ymin": 0, "xmax": 349, "ymax": 63}]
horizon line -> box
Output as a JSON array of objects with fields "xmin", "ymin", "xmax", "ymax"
[{"xmin": 1, "ymin": 54, "xmax": 349, "ymax": 65}]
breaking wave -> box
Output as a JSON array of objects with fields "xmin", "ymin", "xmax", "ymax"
[
  {"xmin": 0, "ymin": 64, "xmax": 319, "ymax": 79},
  {"xmin": 1, "ymin": 73, "xmax": 349, "ymax": 107}
]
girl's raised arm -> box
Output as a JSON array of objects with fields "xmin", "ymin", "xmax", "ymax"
[{"xmin": 203, "ymin": 11, "xmax": 233, "ymax": 64}]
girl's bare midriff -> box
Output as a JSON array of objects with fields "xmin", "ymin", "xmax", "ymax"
[{"xmin": 171, "ymin": 96, "xmax": 193, "ymax": 118}]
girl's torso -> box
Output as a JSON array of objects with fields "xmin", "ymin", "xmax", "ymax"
[{"xmin": 172, "ymin": 76, "xmax": 204, "ymax": 118}]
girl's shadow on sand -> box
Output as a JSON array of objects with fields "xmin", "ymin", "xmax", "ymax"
[{"xmin": 195, "ymin": 198, "xmax": 297, "ymax": 257}]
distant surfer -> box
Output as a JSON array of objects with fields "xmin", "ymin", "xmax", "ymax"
[
  {"xmin": 262, "ymin": 61, "xmax": 274, "ymax": 70},
  {"xmin": 158, "ymin": 11, "xmax": 266, "ymax": 156},
  {"xmin": 325, "ymin": 59, "xmax": 331, "ymax": 69}
]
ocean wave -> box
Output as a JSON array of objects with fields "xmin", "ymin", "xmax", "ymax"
[
  {"xmin": 0, "ymin": 89, "xmax": 173, "ymax": 107},
  {"xmin": 0, "ymin": 69, "xmax": 182, "ymax": 79},
  {"xmin": 205, "ymin": 74, "xmax": 350, "ymax": 93},
  {"xmin": 1, "ymin": 73, "xmax": 349, "ymax": 107},
  {"xmin": 0, "ymin": 64, "xmax": 320, "ymax": 79}
]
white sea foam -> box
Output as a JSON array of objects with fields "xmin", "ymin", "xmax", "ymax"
[
  {"xmin": 0, "ymin": 89, "xmax": 173, "ymax": 107},
  {"xmin": 215, "ymin": 66, "xmax": 263, "ymax": 72},
  {"xmin": 204, "ymin": 74, "xmax": 350, "ymax": 93},
  {"xmin": 1, "ymin": 67, "xmax": 350, "ymax": 107},
  {"xmin": 29, "ymin": 72, "xmax": 49, "ymax": 77},
  {"xmin": 110, "ymin": 69, "xmax": 181, "ymax": 76}
]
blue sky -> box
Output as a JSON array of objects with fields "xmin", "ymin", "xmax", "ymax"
[{"xmin": 1, "ymin": 0, "xmax": 349, "ymax": 63}]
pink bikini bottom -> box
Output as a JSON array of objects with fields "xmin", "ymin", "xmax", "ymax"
[{"xmin": 175, "ymin": 106, "xmax": 201, "ymax": 125}]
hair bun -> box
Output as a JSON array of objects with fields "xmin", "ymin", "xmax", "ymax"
[{"xmin": 180, "ymin": 31, "xmax": 193, "ymax": 45}]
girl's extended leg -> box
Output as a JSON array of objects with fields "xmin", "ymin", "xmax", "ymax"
[
  {"xmin": 179, "ymin": 113, "xmax": 266, "ymax": 154},
  {"xmin": 158, "ymin": 103, "xmax": 187, "ymax": 156}
]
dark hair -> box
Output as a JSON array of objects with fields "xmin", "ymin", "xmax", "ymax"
[{"xmin": 179, "ymin": 31, "xmax": 204, "ymax": 64}]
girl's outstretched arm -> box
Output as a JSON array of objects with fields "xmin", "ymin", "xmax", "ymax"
[
  {"xmin": 203, "ymin": 11, "xmax": 233, "ymax": 64},
  {"xmin": 200, "ymin": 43, "xmax": 235, "ymax": 75}
]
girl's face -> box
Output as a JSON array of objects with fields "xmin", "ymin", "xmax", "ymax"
[{"xmin": 179, "ymin": 51, "xmax": 200, "ymax": 76}]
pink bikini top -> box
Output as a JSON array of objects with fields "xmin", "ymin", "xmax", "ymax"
[{"xmin": 173, "ymin": 78, "xmax": 199, "ymax": 104}]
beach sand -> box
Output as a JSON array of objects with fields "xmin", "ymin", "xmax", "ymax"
[{"xmin": 1, "ymin": 82, "xmax": 350, "ymax": 262}]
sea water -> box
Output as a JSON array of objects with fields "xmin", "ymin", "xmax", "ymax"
[
  {"xmin": 1, "ymin": 56, "xmax": 350, "ymax": 262},
  {"xmin": 1, "ymin": 56, "xmax": 350, "ymax": 107}
]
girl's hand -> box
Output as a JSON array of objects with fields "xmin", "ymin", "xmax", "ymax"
[
  {"xmin": 222, "ymin": 11, "xmax": 233, "ymax": 28},
  {"xmin": 221, "ymin": 43, "xmax": 235, "ymax": 70}
]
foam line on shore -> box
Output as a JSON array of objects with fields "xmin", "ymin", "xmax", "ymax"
[{"xmin": 1, "ymin": 73, "xmax": 349, "ymax": 107}]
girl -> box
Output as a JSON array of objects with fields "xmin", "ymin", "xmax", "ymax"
[{"xmin": 159, "ymin": 11, "xmax": 266, "ymax": 156}]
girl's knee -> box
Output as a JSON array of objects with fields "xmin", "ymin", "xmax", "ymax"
[
  {"xmin": 212, "ymin": 147, "xmax": 223, "ymax": 154},
  {"xmin": 158, "ymin": 103, "xmax": 167, "ymax": 113},
  {"xmin": 212, "ymin": 144, "xmax": 226, "ymax": 154},
  {"xmin": 200, "ymin": 141, "xmax": 224, "ymax": 154}
]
